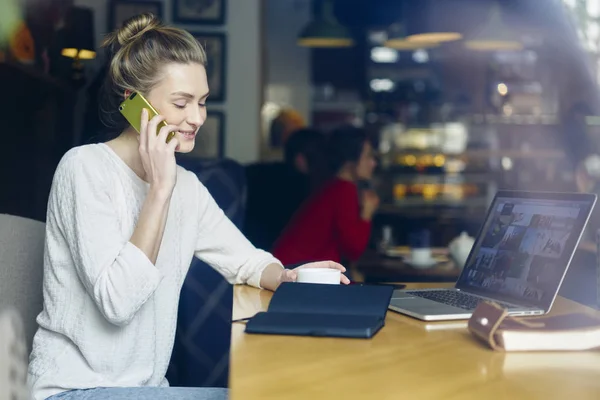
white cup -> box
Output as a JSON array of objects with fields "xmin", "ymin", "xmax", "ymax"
[
  {"xmin": 411, "ymin": 248, "xmax": 433, "ymax": 265},
  {"xmin": 296, "ymin": 268, "xmax": 341, "ymax": 285}
]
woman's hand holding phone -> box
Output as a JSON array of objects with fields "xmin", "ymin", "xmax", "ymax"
[
  {"xmin": 138, "ymin": 108, "xmax": 180, "ymax": 195},
  {"xmin": 129, "ymin": 109, "xmax": 181, "ymax": 264}
]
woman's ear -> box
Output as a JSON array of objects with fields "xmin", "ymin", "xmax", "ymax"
[
  {"xmin": 123, "ymin": 89, "xmax": 132, "ymax": 100},
  {"xmin": 294, "ymin": 154, "xmax": 309, "ymax": 174}
]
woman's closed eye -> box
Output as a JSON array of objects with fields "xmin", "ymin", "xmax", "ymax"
[{"xmin": 174, "ymin": 102, "xmax": 206, "ymax": 109}]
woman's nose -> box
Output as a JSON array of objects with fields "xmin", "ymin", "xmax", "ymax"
[{"xmin": 188, "ymin": 108, "xmax": 204, "ymax": 127}]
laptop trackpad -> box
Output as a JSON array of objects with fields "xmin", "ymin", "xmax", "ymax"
[{"xmin": 390, "ymin": 294, "xmax": 468, "ymax": 315}]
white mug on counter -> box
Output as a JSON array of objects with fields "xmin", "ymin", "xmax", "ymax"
[{"xmin": 296, "ymin": 268, "xmax": 341, "ymax": 285}]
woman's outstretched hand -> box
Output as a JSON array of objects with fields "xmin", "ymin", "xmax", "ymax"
[{"xmin": 278, "ymin": 261, "xmax": 351, "ymax": 285}]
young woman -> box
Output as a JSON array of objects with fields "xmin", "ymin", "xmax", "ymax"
[
  {"xmin": 273, "ymin": 126, "xmax": 379, "ymax": 266},
  {"xmin": 27, "ymin": 13, "xmax": 347, "ymax": 400}
]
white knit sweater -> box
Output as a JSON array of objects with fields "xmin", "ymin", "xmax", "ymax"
[{"xmin": 27, "ymin": 144, "xmax": 282, "ymax": 400}]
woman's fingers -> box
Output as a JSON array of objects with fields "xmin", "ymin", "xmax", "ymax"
[
  {"xmin": 166, "ymin": 137, "xmax": 180, "ymax": 154},
  {"xmin": 146, "ymin": 114, "xmax": 166, "ymax": 147},
  {"xmin": 139, "ymin": 108, "xmax": 149, "ymax": 151},
  {"xmin": 157, "ymin": 124, "xmax": 179, "ymax": 147},
  {"xmin": 300, "ymin": 261, "xmax": 346, "ymax": 273}
]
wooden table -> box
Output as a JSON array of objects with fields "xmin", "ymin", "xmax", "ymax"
[{"xmin": 230, "ymin": 283, "xmax": 600, "ymax": 400}]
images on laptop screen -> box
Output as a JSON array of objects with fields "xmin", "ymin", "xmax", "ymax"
[{"xmin": 456, "ymin": 196, "xmax": 591, "ymax": 307}]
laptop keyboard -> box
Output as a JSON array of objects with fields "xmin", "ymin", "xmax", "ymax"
[{"xmin": 405, "ymin": 290, "xmax": 517, "ymax": 311}]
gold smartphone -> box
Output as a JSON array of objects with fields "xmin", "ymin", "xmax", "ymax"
[{"xmin": 119, "ymin": 92, "xmax": 175, "ymax": 142}]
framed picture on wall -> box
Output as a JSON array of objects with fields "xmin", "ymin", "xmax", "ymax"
[
  {"xmin": 172, "ymin": 0, "xmax": 226, "ymax": 25},
  {"xmin": 189, "ymin": 110, "xmax": 225, "ymax": 159},
  {"xmin": 191, "ymin": 32, "xmax": 226, "ymax": 102},
  {"xmin": 108, "ymin": 0, "xmax": 163, "ymax": 31}
]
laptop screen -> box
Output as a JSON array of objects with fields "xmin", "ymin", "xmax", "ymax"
[{"xmin": 456, "ymin": 192, "xmax": 596, "ymax": 310}]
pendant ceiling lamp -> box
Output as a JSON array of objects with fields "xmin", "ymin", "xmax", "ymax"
[
  {"xmin": 60, "ymin": 7, "xmax": 96, "ymax": 60},
  {"xmin": 405, "ymin": 0, "xmax": 463, "ymax": 43},
  {"xmin": 297, "ymin": 0, "xmax": 353, "ymax": 48},
  {"xmin": 464, "ymin": 2, "xmax": 523, "ymax": 51},
  {"xmin": 384, "ymin": 23, "xmax": 439, "ymax": 50}
]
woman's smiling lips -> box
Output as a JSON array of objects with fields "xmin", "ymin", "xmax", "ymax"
[{"xmin": 178, "ymin": 130, "xmax": 197, "ymax": 140}]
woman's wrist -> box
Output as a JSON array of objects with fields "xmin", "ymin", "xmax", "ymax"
[
  {"xmin": 259, "ymin": 263, "xmax": 286, "ymax": 291},
  {"xmin": 148, "ymin": 184, "xmax": 174, "ymax": 201}
]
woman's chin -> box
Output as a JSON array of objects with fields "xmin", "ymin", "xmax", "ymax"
[{"xmin": 175, "ymin": 141, "xmax": 195, "ymax": 154}]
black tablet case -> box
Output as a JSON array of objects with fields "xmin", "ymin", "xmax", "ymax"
[{"xmin": 245, "ymin": 283, "xmax": 394, "ymax": 339}]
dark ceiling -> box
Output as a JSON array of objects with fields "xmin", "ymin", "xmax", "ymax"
[
  {"xmin": 325, "ymin": 0, "xmax": 566, "ymax": 33},
  {"xmin": 310, "ymin": 0, "xmax": 583, "ymax": 93}
]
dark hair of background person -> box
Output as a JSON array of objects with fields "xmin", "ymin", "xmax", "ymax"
[
  {"xmin": 326, "ymin": 125, "xmax": 369, "ymax": 174},
  {"xmin": 243, "ymin": 128, "xmax": 327, "ymax": 251},
  {"xmin": 284, "ymin": 128, "xmax": 327, "ymax": 173}
]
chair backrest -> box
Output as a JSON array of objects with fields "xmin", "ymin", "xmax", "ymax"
[
  {"xmin": 167, "ymin": 157, "xmax": 245, "ymax": 388},
  {"xmin": 0, "ymin": 308, "xmax": 30, "ymax": 400},
  {"xmin": 0, "ymin": 214, "xmax": 45, "ymax": 354},
  {"xmin": 244, "ymin": 161, "xmax": 309, "ymax": 251}
]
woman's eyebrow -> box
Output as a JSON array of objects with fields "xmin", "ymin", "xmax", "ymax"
[
  {"xmin": 170, "ymin": 91, "xmax": 210, "ymax": 99},
  {"xmin": 170, "ymin": 91, "xmax": 195, "ymax": 99}
]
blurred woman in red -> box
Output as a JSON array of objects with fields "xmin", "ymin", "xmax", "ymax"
[{"xmin": 273, "ymin": 126, "xmax": 379, "ymax": 266}]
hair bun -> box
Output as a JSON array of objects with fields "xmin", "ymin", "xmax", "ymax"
[{"xmin": 116, "ymin": 12, "xmax": 160, "ymax": 46}]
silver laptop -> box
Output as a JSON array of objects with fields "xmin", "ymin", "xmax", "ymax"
[{"xmin": 389, "ymin": 190, "xmax": 597, "ymax": 321}]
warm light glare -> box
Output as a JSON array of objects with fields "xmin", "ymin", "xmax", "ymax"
[
  {"xmin": 433, "ymin": 155, "xmax": 445, "ymax": 167},
  {"xmin": 398, "ymin": 154, "xmax": 446, "ymax": 168},
  {"xmin": 297, "ymin": 38, "xmax": 353, "ymax": 47},
  {"xmin": 445, "ymin": 159, "xmax": 466, "ymax": 173},
  {"xmin": 393, "ymin": 183, "xmax": 479, "ymax": 201},
  {"xmin": 78, "ymin": 49, "xmax": 96, "ymax": 59},
  {"xmin": 404, "ymin": 155, "xmax": 417, "ymax": 166},
  {"xmin": 497, "ymin": 83, "xmax": 508, "ymax": 96},
  {"xmin": 61, "ymin": 48, "xmax": 96, "ymax": 59},
  {"xmin": 394, "ymin": 185, "xmax": 407, "ymax": 199},
  {"xmin": 407, "ymin": 32, "xmax": 462, "ymax": 42},
  {"xmin": 61, "ymin": 48, "xmax": 77, "ymax": 58},
  {"xmin": 384, "ymin": 39, "xmax": 438, "ymax": 50},
  {"xmin": 465, "ymin": 40, "xmax": 524, "ymax": 51}
]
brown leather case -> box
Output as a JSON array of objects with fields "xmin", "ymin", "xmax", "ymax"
[{"xmin": 468, "ymin": 301, "xmax": 600, "ymax": 351}]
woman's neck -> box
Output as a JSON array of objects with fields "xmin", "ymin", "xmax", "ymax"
[
  {"xmin": 336, "ymin": 168, "xmax": 355, "ymax": 182},
  {"xmin": 106, "ymin": 128, "xmax": 147, "ymax": 181}
]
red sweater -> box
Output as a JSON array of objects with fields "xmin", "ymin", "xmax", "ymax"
[{"xmin": 272, "ymin": 178, "xmax": 372, "ymax": 265}]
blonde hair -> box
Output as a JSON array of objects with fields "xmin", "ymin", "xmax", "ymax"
[{"xmin": 100, "ymin": 13, "xmax": 207, "ymax": 131}]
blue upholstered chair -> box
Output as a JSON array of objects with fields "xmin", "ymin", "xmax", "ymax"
[{"xmin": 166, "ymin": 157, "xmax": 247, "ymax": 388}]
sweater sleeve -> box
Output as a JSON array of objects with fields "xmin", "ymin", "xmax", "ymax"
[
  {"xmin": 193, "ymin": 179, "xmax": 283, "ymax": 288},
  {"xmin": 50, "ymin": 155, "xmax": 162, "ymax": 326},
  {"xmin": 332, "ymin": 183, "xmax": 372, "ymax": 261}
]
